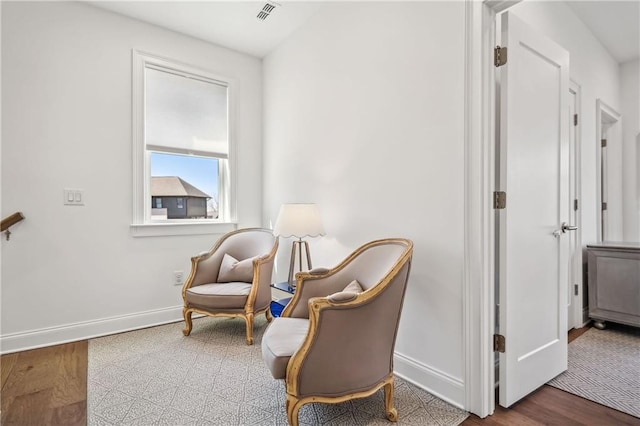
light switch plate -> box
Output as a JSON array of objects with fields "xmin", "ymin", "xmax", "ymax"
[{"xmin": 64, "ymin": 189, "xmax": 84, "ymax": 206}]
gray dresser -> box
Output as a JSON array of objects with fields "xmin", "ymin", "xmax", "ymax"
[{"xmin": 587, "ymin": 242, "xmax": 640, "ymax": 329}]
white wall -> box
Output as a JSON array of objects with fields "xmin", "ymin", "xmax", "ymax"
[
  {"xmin": 620, "ymin": 59, "xmax": 640, "ymax": 242},
  {"xmin": 263, "ymin": 2, "xmax": 467, "ymax": 406},
  {"xmin": 1, "ymin": 2, "xmax": 263, "ymax": 352},
  {"xmin": 508, "ymin": 1, "xmax": 621, "ymax": 247}
]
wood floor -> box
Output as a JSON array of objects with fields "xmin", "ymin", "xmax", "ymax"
[
  {"xmin": 462, "ymin": 326, "xmax": 640, "ymax": 426},
  {"xmin": 1, "ymin": 341, "xmax": 86, "ymax": 425},
  {"xmin": 462, "ymin": 385, "xmax": 640, "ymax": 426},
  {"xmin": 1, "ymin": 328, "xmax": 638, "ymax": 425}
]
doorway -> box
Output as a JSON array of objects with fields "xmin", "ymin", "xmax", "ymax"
[
  {"xmin": 463, "ymin": 0, "xmax": 593, "ymax": 417},
  {"xmin": 596, "ymin": 100, "xmax": 623, "ymax": 242}
]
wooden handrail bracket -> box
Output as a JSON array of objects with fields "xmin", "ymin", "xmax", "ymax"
[{"xmin": 1, "ymin": 212, "xmax": 25, "ymax": 232}]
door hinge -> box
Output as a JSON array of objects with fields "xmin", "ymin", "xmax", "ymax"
[
  {"xmin": 601, "ymin": 139, "xmax": 607, "ymax": 148},
  {"xmin": 494, "ymin": 46, "xmax": 507, "ymax": 67},
  {"xmin": 494, "ymin": 334, "xmax": 506, "ymax": 353},
  {"xmin": 574, "ymin": 284, "xmax": 579, "ymax": 296},
  {"xmin": 574, "ymin": 114, "xmax": 578, "ymax": 126},
  {"xmin": 574, "ymin": 199, "xmax": 579, "ymax": 211},
  {"xmin": 602, "ymin": 202, "xmax": 608, "ymax": 211},
  {"xmin": 494, "ymin": 191, "xmax": 507, "ymax": 209}
]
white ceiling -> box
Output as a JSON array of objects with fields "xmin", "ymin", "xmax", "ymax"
[
  {"xmin": 88, "ymin": 1, "xmax": 324, "ymax": 58},
  {"xmin": 88, "ymin": 1, "xmax": 639, "ymax": 63},
  {"xmin": 566, "ymin": 1, "xmax": 639, "ymax": 64}
]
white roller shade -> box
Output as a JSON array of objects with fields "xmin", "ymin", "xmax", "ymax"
[{"xmin": 145, "ymin": 66, "xmax": 228, "ymax": 158}]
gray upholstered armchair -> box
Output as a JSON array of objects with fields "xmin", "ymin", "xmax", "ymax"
[
  {"xmin": 261, "ymin": 238, "xmax": 413, "ymax": 425},
  {"xmin": 181, "ymin": 228, "xmax": 278, "ymax": 345}
]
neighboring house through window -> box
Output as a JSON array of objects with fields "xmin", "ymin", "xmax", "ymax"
[{"xmin": 151, "ymin": 177, "xmax": 210, "ymax": 219}]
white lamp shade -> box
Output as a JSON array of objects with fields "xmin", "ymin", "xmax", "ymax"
[{"xmin": 273, "ymin": 204, "xmax": 325, "ymax": 238}]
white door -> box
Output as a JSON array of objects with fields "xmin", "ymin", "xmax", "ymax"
[{"xmin": 497, "ymin": 12, "xmax": 570, "ymax": 408}]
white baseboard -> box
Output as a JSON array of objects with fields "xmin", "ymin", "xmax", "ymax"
[
  {"xmin": 394, "ymin": 351, "xmax": 465, "ymax": 410},
  {"xmin": 0, "ymin": 305, "xmax": 192, "ymax": 354}
]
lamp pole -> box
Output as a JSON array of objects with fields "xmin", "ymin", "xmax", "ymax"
[{"xmin": 288, "ymin": 238, "xmax": 313, "ymax": 287}]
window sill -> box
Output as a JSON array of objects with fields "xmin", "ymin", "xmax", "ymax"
[{"xmin": 130, "ymin": 221, "xmax": 237, "ymax": 237}]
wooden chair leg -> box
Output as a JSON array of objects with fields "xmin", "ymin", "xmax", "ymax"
[
  {"xmin": 286, "ymin": 394, "xmax": 303, "ymax": 426},
  {"xmin": 245, "ymin": 313, "xmax": 254, "ymax": 345},
  {"xmin": 384, "ymin": 379, "xmax": 398, "ymax": 422},
  {"xmin": 182, "ymin": 308, "xmax": 193, "ymax": 336}
]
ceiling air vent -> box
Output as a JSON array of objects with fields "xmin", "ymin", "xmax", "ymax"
[{"xmin": 257, "ymin": 2, "xmax": 279, "ymax": 21}]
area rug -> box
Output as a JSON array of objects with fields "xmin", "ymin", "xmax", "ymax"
[
  {"xmin": 88, "ymin": 317, "xmax": 468, "ymax": 425},
  {"xmin": 548, "ymin": 326, "xmax": 640, "ymax": 418}
]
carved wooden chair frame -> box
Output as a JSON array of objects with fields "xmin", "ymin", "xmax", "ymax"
[
  {"xmin": 181, "ymin": 228, "xmax": 279, "ymax": 345},
  {"xmin": 280, "ymin": 238, "xmax": 413, "ymax": 425}
]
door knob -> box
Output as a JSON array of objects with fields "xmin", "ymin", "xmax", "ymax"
[{"xmin": 561, "ymin": 222, "xmax": 578, "ymax": 233}]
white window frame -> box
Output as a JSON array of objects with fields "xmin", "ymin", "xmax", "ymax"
[{"xmin": 131, "ymin": 50, "xmax": 237, "ymax": 237}]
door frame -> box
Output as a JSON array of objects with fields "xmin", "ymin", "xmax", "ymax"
[
  {"xmin": 595, "ymin": 99, "xmax": 622, "ymax": 242},
  {"xmin": 463, "ymin": 0, "xmax": 521, "ymax": 418},
  {"xmin": 569, "ymin": 81, "xmax": 584, "ymax": 330}
]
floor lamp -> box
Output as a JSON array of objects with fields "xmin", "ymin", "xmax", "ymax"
[{"xmin": 273, "ymin": 203, "xmax": 325, "ymax": 287}]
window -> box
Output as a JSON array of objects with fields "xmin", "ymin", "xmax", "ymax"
[{"xmin": 132, "ymin": 51, "xmax": 236, "ymax": 236}]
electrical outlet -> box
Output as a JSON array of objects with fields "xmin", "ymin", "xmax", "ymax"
[{"xmin": 174, "ymin": 270, "xmax": 184, "ymax": 286}]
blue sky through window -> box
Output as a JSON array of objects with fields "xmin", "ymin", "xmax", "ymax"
[{"xmin": 150, "ymin": 152, "xmax": 219, "ymax": 202}]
